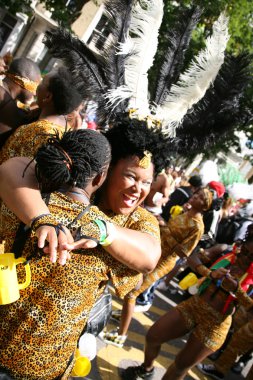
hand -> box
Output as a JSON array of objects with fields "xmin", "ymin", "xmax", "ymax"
[
  {"xmin": 221, "ymin": 274, "xmax": 238, "ymax": 293},
  {"xmin": 36, "ymin": 225, "xmax": 74, "ymax": 265},
  {"xmin": 211, "ymin": 268, "xmax": 229, "ymax": 279},
  {"xmin": 63, "ymin": 238, "xmax": 98, "ymax": 252}
]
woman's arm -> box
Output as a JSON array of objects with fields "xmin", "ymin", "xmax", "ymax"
[
  {"xmin": 0, "ymin": 157, "xmax": 71, "ymax": 263},
  {"xmin": 0, "ymin": 158, "xmax": 161, "ymax": 272},
  {"xmin": 0, "ymin": 157, "xmax": 49, "ymax": 222},
  {"xmin": 68, "ymin": 226, "xmax": 161, "ymax": 274}
]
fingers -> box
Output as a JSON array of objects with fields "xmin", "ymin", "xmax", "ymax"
[
  {"xmin": 36, "ymin": 227, "xmax": 96, "ymax": 265},
  {"xmin": 63, "ymin": 238, "xmax": 97, "ymax": 251},
  {"xmin": 36, "ymin": 226, "xmax": 58, "ymax": 263}
]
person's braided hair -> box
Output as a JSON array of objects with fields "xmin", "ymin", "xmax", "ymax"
[
  {"xmin": 35, "ymin": 129, "xmax": 111, "ymax": 193},
  {"xmin": 104, "ymin": 114, "xmax": 176, "ymax": 176}
]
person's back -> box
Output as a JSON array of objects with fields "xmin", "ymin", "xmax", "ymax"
[
  {"xmin": 0, "ymin": 57, "xmax": 41, "ymax": 133},
  {"xmin": 0, "ymin": 67, "xmax": 82, "ymax": 164}
]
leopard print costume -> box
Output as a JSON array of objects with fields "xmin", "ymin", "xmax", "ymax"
[
  {"xmin": 0, "ymin": 192, "xmax": 160, "ymax": 380},
  {"xmin": 0, "ymin": 119, "xmax": 65, "ymax": 164}
]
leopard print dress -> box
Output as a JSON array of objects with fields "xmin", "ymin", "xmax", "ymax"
[{"xmin": 0, "ymin": 192, "xmax": 160, "ymax": 380}]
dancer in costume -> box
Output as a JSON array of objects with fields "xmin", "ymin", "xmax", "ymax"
[
  {"xmin": 0, "ymin": 115, "xmax": 172, "ymax": 380},
  {"xmin": 102, "ymin": 187, "xmax": 213, "ymax": 347},
  {"xmin": 0, "ymin": 66, "xmax": 82, "ymax": 164},
  {"xmin": 122, "ymin": 226, "xmax": 253, "ymax": 380}
]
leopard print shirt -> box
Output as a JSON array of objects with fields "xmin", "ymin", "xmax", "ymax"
[
  {"xmin": 0, "ymin": 192, "xmax": 160, "ymax": 380},
  {"xmin": 0, "ymin": 119, "xmax": 64, "ymax": 164}
]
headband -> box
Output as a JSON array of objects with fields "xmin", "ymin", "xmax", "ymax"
[{"xmin": 5, "ymin": 72, "xmax": 39, "ymax": 95}]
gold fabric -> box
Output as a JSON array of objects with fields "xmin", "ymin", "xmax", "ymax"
[
  {"xmin": 0, "ymin": 193, "xmax": 160, "ymax": 380},
  {"xmin": 176, "ymin": 295, "xmax": 232, "ymax": 351},
  {"xmin": 215, "ymin": 317, "xmax": 253, "ymax": 374},
  {"xmin": 128, "ymin": 212, "xmax": 204, "ymax": 301},
  {"xmin": 5, "ymin": 72, "xmax": 39, "ymax": 94},
  {"xmin": 0, "ymin": 119, "xmax": 65, "ymax": 164}
]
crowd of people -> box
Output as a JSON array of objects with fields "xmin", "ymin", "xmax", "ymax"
[{"xmin": 0, "ymin": 2, "xmax": 252, "ymax": 380}]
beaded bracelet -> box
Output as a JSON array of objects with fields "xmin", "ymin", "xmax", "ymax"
[{"xmin": 30, "ymin": 213, "xmax": 66, "ymax": 235}]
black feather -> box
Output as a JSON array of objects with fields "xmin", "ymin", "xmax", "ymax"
[
  {"xmin": 99, "ymin": 0, "xmax": 134, "ymax": 115},
  {"xmin": 176, "ymin": 53, "xmax": 253, "ymax": 155},
  {"xmin": 43, "ymin": 28, "xmax": 106, "ymax": 104},
  {"xmin": 152, "ymin": 6, "xmax": 202, "ymax": 106}
]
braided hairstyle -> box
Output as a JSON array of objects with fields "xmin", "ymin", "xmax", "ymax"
[
  {"xmin": 104, "ymin": 114, "xmax": 176, "ymax": 176},
  {"xmin": 35, "ymin": 129, "xmax": 111, "ymax": 193}
]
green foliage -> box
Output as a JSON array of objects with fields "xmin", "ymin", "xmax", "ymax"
[
  {"xmin": 218, "ymin": 163, "xmax": 247, "ymax": 186},
  {"xmin": 0, "ymin": 0, "xmax": 91, "ymax": 26}
]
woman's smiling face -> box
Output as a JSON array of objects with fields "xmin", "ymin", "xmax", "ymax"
[{"xmin": 101, "ymin": 156, "xmax": 154, "ymax": 215}]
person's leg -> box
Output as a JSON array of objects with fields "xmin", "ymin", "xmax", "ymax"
[
  {"xmin": 143, "ymin": 308, "xmax": 190, "ymax": 371},
  {"xmin": 162, "ymin": 334, "xmax": 213, "ymax": 380},
  {"xmin": 118, "ymin": 295, "xmax": 136, "ymax": 336},
  {"xmin": 215, "ymin": 319, "xmax": 253, "ymax": 374},
  {"xmin": 119, "ymin": 261, "xmax": 176, "ymax": 336},
  {"xmin": 122, "ymin": 307, "xmax": 190, "ymax": 379}
]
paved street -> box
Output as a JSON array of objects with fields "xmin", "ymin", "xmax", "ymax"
[{"xmin": 78, "ymin": 278, "xmax": 252, "ymax": 380}]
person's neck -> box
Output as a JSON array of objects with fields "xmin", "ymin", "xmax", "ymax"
[
  {"xmin": 66, "ymin": 186, "xmax": 91, "ymax": 204},
  {"xmin": 39, "ymin": 109, "xmax": 66, "ymax": 127},
  {"xmin": 187, "ymin": 208, "xmax": 201, "ymax": 218}
]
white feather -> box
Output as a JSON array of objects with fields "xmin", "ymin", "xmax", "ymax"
[
  {"xmin": 155, "ymin": 12, "xmax": 230, "ymax": 135},
  {"xmin": 105, "ymin": 0, "xmax": 164, "ymax": 117}
]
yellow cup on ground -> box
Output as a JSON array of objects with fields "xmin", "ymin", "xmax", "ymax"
[
  {"xmin": 178, "ymin": 272, "xmax": 198, "ymax": 290},
  {"xmin": 0, "ymin": 253, "xmax": 31, "ymax": 305},
  {"xmin": 71, "ymin": 356, "xmax": 91, "ymax": 377}
]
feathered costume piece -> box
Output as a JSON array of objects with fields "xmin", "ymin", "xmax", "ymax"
[
  {"xmin": 176, "ymin": 52, "xmax": 253, "ymax": 155},
  {"xmin": 105, "ymin": 0, "xmax": 164, "ymax": 118},
  {"xmin": 43, "ymin": 1, "xmax": 228, "ymax": 130},
  {"xmin": 154, "ymin": 12, "xmax": 230, "ymax": 136},
  {"xmin": 42, "ymin": 1, "xmax": 251, "ymax": 157},
  {"xmin": 152, "ymin": 7, "xmax": 202, "ymax": 106}
]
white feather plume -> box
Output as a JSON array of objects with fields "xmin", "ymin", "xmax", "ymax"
[
  {"xmin": 155, "ymin": 12, "xmax": 230, "ymax": 135},
  {"xmin": 105, "ymin": 0, "xmax": 164, "ymax": 117}
]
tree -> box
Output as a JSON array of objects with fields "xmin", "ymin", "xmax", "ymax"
[
  {"xmin": 0, "ymin": 0, "xmax": 92, "ymax": 26},
  {"xmin": 149, "ymin": 0, "xmax": 253, "ymax": 161}
]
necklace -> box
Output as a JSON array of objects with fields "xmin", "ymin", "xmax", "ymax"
[{"xmin": 67, "ymin": 188, "xmax": 90, "ymax": 204}]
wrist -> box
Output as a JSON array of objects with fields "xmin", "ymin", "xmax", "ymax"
[
  {"xmin": 196, "ymin": 264, "xmax": 211, "ymax": 278},
  {"xmin": 92, "ymin": 219, "xmax": 116, "ymax": 247},
  {"xmin": 30, "ymin": 213, "xmax": 65, "ymax": 235}
]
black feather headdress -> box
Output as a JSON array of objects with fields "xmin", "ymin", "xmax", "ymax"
[
  {"xmin": 151, "ymin": 6, "xmax": 202, "ymax": 106},
  {"xmin": 176, "ymin": 53, "xmax": 253, "ymax": 156}
]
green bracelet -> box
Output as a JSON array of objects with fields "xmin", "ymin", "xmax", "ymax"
[{"xmin": 92, "ymin": 219, "xmax": 107, "ymax": 243}]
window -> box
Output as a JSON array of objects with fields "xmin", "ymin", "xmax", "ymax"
[
  {"xmin": 0, "ymin": 10, "xmax": 17, "ymax": 51},
  {"xmin": 87, "ymin": 13, "xmax": 112, "ymax": 51}
]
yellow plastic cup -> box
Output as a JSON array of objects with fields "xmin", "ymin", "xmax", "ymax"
[
  {"xmin": 71, "ymin": 356, "xmax": 91, "ymax": 377},
  {"xmin": 0, "ymin": 253, "xmax": 31, "ymax": 305},
  {"xmin": 178, "ymin": 272, "xmax": 198, "ymax": 290}
]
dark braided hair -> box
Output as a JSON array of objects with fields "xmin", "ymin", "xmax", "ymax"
[
  {"xmin": 104, "ymin": 114, "xmax": 176, "ymax": 176},
  {"xmin": 35, "ymin": 129, "xmax": 111, "ymax": 193}
]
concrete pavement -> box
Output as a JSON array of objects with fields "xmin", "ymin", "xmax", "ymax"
[{"xmin": 74, "ymin": 280, "xmax": 251, "ymax": 380}]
